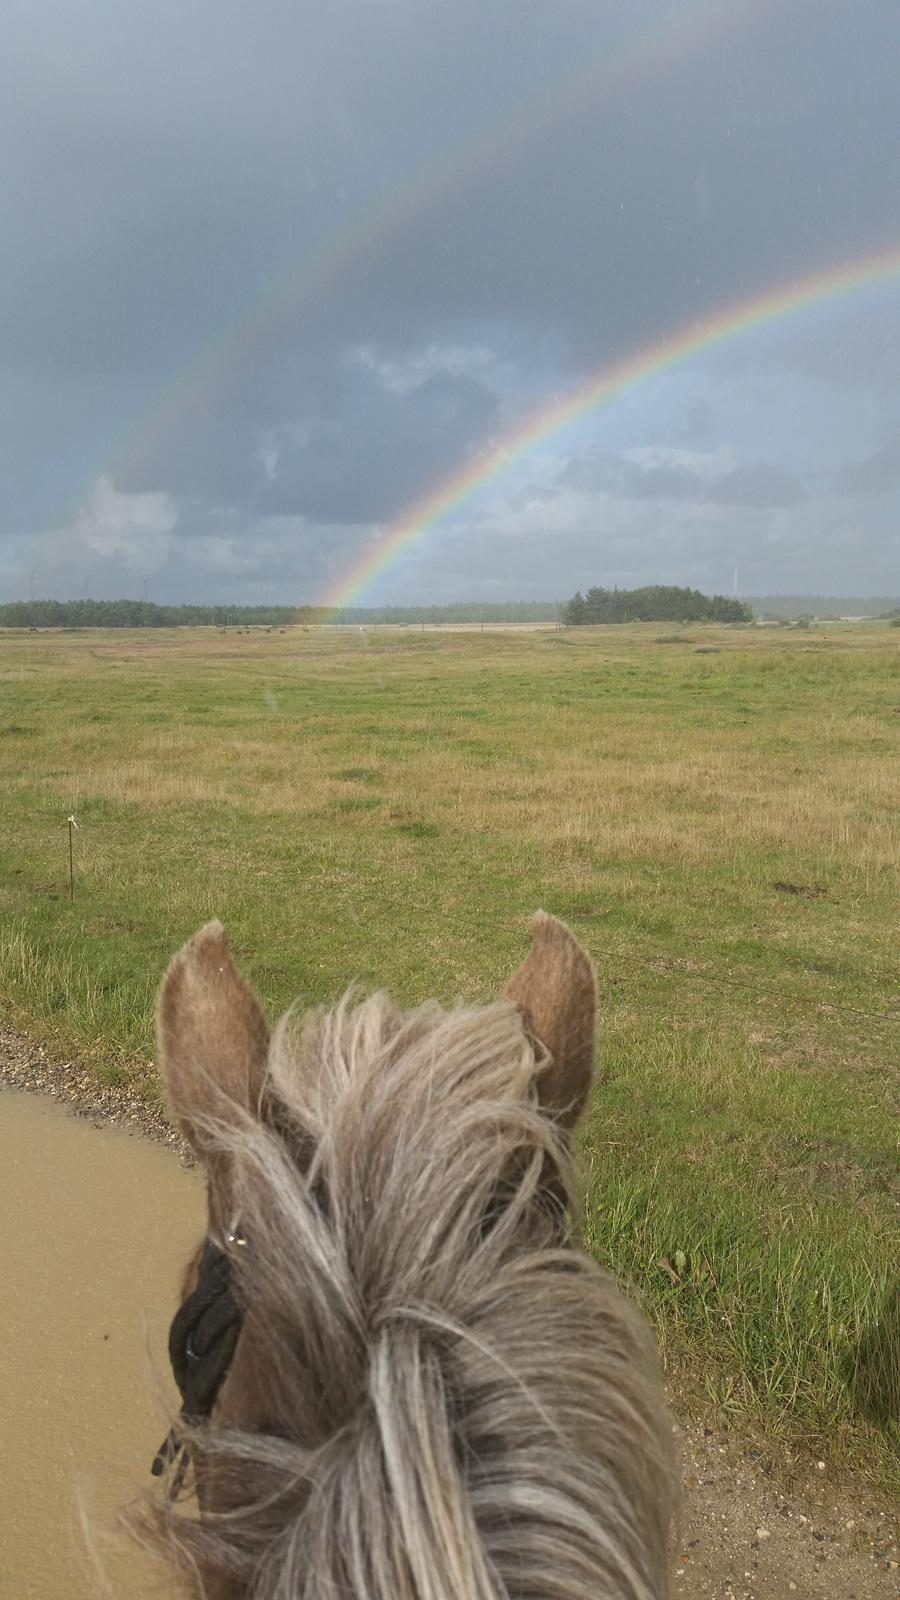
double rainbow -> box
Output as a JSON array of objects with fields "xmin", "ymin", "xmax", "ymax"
[{"xmin": 107, "ymin": 0, "xmax": 757, "ymax": 490}]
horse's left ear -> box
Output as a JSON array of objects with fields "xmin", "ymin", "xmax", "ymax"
[
  {"xmin": 504, "ymin": 912, "xmax": 596, "ymax": 1130},
  {"xmin": 157, "ymin": 920, "xmax": 269, "ymax": 1156}
]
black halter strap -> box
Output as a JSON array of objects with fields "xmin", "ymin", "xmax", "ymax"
[{"xmin": 151, "ymin": 1235, "xmax": 244, "ymax": 1497}]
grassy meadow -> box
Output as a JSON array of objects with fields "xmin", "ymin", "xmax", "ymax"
[{"xmin": 1, "ymin": 620, "xmax": 898, "ymax": 1484}]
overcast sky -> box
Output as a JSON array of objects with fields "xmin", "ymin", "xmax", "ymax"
[{"xmin": 3, "ymin": 0, "xmax": 899, "ymax": 605}]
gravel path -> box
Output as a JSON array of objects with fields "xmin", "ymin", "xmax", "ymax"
[
  {"xmin": 2, "ymin": 1021, "xmax": 897, "ymax": 1598},
  {"xmin": 0, "ymin": 1021, "xmax": 188, "ymax": 1152}
]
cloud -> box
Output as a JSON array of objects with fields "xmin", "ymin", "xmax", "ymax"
[
  {"xmin": 74, "ymin": 476, "xmax": 178, "ymax": 565},
  {"xmin": 1, "ymin": 2, "xmax": 899, "ymax": 600},
  {"xmin": 622, "ymin": 446, "xmax": 735, "ymax": 480},
  {"xmin": 839, "ymin": 430, "xmax": 900, "ymax": 497},
  {"xmin": 560, "ymin": 446, "xmax": 803, "ymax": 508},
  {"xmin": 704, "ymin": 463, "xmax": 804, "ymax": 508},
  {"xmin": 348, "ymin": 342, "xmax": 496, "ymax": 396},
  {"xmin": 252, "ymin": 363, "xmax": 501, "ymax": 524}
]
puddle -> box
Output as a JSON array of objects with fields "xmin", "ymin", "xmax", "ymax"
[{"xmin": 0, "ymin": 1089, "xmax": 205, "ymax": 1598}]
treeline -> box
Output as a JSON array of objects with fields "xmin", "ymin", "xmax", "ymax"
[
  {"xmin": 746, "ymin": 595, "xmax": 900, "ymax": 620},
  {"xmin": 0, "ymin": 598, "xmax": 561, "ymax": 629},
  {"xmin": 328, "ymin": 600, "xmax": 558, "ymax": 624},
  {"xmin": 11, "ymin": 593, "xmax": 896, "ymax": 630},
  {"xmin": 0, "ymin": 599, "xmax": 300, "ymax": 629},
  {"xmin": 562, "ymin": 585, "xmax": 751, "ymax": 625}
]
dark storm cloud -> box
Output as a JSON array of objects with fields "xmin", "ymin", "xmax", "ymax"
[
  {"xmin": 116, "ymin": 351, "xmax": 500, "ymax": 522},
  {"xmin": 253, "ymin": 370, "xmax": 500, "ymax": 524},
  {"xmin": 705, "ymin": 463, "xmax": 804, "ymax": 508},
  {"xmin": 840, "ymin": 430, "xmax": 900, "ymax": 497},
  {"xmin": 2, "ymin": 0, "xmax": 899, "ymax": 601},
  {"xmin": 562, "ymin": 450, "xmax": 803, "ymax": 507}
]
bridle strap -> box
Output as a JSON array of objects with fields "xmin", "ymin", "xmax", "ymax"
[{"xmin": 151, "ymin": 1235, "xmax": 244, "ymax": 1497}]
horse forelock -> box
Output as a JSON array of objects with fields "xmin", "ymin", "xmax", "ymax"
[{"xmin": 125, "ymin": 990, "xmax": 676, "ymax": 1599}]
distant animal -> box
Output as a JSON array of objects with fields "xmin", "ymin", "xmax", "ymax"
[{"xmin": 127, "ymin": 915, "xmax": 675, "ymax": 1598}]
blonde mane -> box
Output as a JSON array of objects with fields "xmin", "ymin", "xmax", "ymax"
[{"xmin": 125, "ymin": 919, "xmax": 676, "ymax": 1598}]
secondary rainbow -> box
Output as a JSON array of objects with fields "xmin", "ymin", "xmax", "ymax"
[
  {"xmin": 318, "ymin": 239, "xmax": 900, "ymax": 614},
  {"xmin": 103, "ymin": 0, "xmax": 756, "ymax": 493}
]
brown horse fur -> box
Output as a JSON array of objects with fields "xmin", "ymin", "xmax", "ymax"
[{"xmin": 124, "ymin": 913, "xmax": 676, "ymax": 1598}]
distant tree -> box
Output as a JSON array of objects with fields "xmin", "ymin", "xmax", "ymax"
[
  {"xmin": 561, "ymin": 584, "xmax": 751, "ymax": 625},
  {"xmin": 562, "ymin": 590, "xmax": 587, "ymax": 625}
]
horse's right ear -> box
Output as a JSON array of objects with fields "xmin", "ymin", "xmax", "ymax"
[
  {"xmin": 157, "ymin": 920, "xmax": 269, "ymax": 1156},
  {"xmin": 504, "ymin": 912, "xmax": 596, "ymax": 1131}
]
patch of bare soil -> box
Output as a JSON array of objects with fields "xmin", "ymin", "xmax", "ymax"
[
  {"xmin": 671, "ymin": 1419, "xmax": 897, "ymax": 1599},
  {"xmin": 1, "ymin": 1020, "xmax": 897, "ymax": 1598}
]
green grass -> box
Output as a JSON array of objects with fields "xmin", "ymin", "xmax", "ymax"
[{"xmin": 1, "ymin": 620, "xmax": 897, "ymax": 1487}]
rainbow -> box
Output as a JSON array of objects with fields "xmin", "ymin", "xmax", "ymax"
[
  {"xmin": 106, "ymin": 0, "xmax": 756, "ymax": 491},
  {"xmin": 318, "ymin": 239, "xmax": 900, "ymax": 614}
]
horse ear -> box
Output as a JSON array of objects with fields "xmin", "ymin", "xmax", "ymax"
[
  {"xmin": 504, "ymin": 912, "xmax": 596, "ymax": 1130},
  {"xmin": 157, "ymin": 920, "xmax": 269, "ymax": 1155}
]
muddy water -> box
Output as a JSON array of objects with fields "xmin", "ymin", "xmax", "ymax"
[{"xmin": 0, "ymin": 1090, "xmax": 205, "ymax": 1599}]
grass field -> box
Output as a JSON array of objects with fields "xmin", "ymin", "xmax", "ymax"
[{"xmin": 1, "ymin": 621, "xmax": 898, "ymax": 1485}]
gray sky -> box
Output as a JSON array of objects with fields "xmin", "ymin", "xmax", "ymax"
[{"xmin": 3, "ymin": 0, "xmax": 899, "ymax": 605}]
